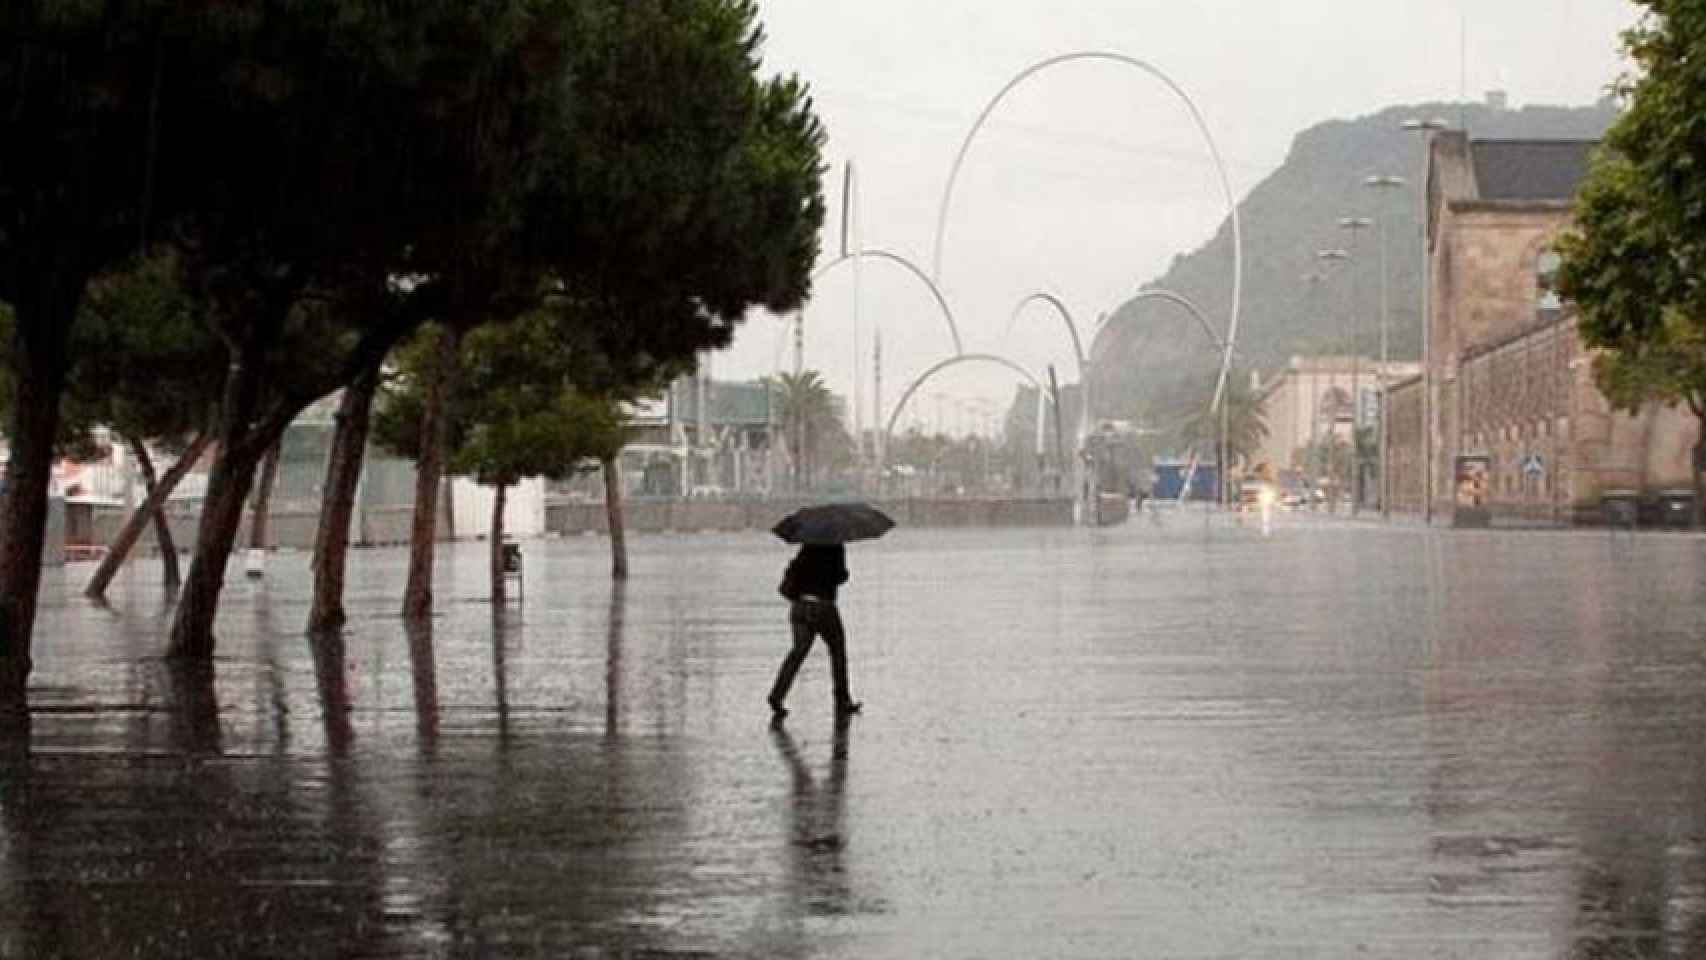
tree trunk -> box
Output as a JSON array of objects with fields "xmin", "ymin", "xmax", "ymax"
[
  {"xmin": 603, "ymin": 456, "xmax": 628, "ymax": 581},
  {"xmin": 85, "ymin": 432, "xmax": 211, "ymax": 600},
  {"xmin": 307, "ymin": 628, "xmax": 353, "ymax": 755},
  {"xmin": 490, "ymin": 482, "xmax": 508, "ymax": 605},
  {"xmin": 403, "ymin": 327, "xmax": 460, "ymax": 621},
  {"xmin": 307, "ymin": 366, "xmax": 379, "ymax": 634},
  {"xmin": 405, "ymin": 618, "xmax": 440, "ymax": 751},
  {"xmin": 167, "ymin": 346, "xmax": 272, "ymax": 660},
  {"xmin": 126, "ymin": 435, "xmax": 182, "ymax": 590},
  {"xmin": 0, "ymin": 311, "xmax": 73, "ymax": 726},
  {"xmin": 1693, "ymin": 410, "xmax": 1706, "ymax": 531},
  {"xmin": 166, "ymin": 441, "xmax": 269, "ymax": 658},
  {"xmin": 248, "ymin": 439, "xmax": 283, "ymax": 553}
]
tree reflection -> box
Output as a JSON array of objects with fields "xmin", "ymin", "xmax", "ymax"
[
  {"xmin": 161, "ymin": 657, "xmax": 222, "ymax": 755},
  {"xmin": 308, "ymin": 629, "xmax": 354, "ymax": 756},
  {"xmin": 490, "ymin": 606, "xmax": 512, "ymax": 747},
  {"xmin": 605, "ymin": 581, "xmax": 627, "ymax": 740},
  {"xmin": 404, "ymin": 618, "xmax": 440, "ymax": 755}
]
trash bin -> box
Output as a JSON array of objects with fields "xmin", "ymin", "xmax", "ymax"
[
  {"xmin": 1657, "ymin": 489, "xmax": 1696, "ymax": 528},
  {"xmin": 501, "ymin": 540, "xmax": 522, "ymax": 574},
  {"xmin": 1601, "ymin": 489, "xmax": 1639, "ymax": 528}
]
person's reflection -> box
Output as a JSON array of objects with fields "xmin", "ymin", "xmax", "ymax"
[
  {"xmin": 405, "ymin": 618, "xmax": 440, "ymax": 756},
  {"xmin": 308, "ymin": 629, "xmax": 354, "ymax": 756},
  {"xmin": 772, "ymin": 722, "xmax": 854, "ymax": 918},
  {"xmin": 161, "ymin": 658, "xmax": 223, "ymax": 755},
  {"xmin": 605, "ymin": 582, "xmax": 627, "ymax": 740}
]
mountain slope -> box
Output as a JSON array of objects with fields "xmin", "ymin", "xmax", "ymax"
[{"xmin": 1090, "ymin": 98, "xmax": 1618, "ymax": 420}]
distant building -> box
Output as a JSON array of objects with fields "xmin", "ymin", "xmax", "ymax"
[
  {"xmin": 595, "ymin": 367, "xmax": 782, "ymax": 500},
  {"xmin": 1255, "ymin": 356, "xmax": 1421, "ymax": 486},
  {"xmin": 1388, "ymin": 133, "xmax": 1700, "ymax": 524}
]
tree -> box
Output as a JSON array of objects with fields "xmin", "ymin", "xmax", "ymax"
[
  {"xmin": 0, "ymin": 4, "xmax": 262, "ymax": 713},
  {"xmin": 0, "ymin": 253, "xmax": 222, "ymax": 598},
  {"xmin": 376, "ymin": 313, "xmax": 628, "ymax": 601},
  {"xmin": 385, "ymin": 0, "xmax": 827, "ymax": 612},
  {"xmin": 1556, "ymin": 2, "xmax": 1706, "ymax": 525},
  {"xmin": 306, "ymin": 365, "xmax": 381, "ymax": 635},
  {"xmin": 453, "ymin": 319, "xmax": 626, "ymax": 603},
  {"xmin": 772, "ymin": 372, "xmax": 845, "ymax": 490},
  {"xmin": 159, "ymin": 1, "xmax": 582, "ymax": 658},
  {"xmin": 1177, "ymin": 373, "xmax": 1269, "ymax": 470},
  {"xmin": 67, "ymin": 253, "xmax": 223, "ymax": 597}
]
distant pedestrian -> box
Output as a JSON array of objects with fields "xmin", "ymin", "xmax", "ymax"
[{"xmin": 769, "ymin": 543, "xmax": 860, "ymax": 720}]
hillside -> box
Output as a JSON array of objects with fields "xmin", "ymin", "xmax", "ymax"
[{"xmin": 1089, "ymin": 98, "xmax": 1618, "ymax": 421}]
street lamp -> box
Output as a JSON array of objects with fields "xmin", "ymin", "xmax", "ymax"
[
  {"xmin": 1338, "ymin": 216, "xmax": 1373, "ymax": 514},
  {"xmin": 1403, "ymin": 117, "xmax": 1448, "ymax": 523},
  {"xmin": 1316, "ymin": 249, "xmax": 1351, "ymax": 510},
  {"xmin": 1364, "ymin": 174, "xmax": 1407, "ymax": 520}
]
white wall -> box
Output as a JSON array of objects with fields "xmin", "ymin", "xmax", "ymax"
[{"xmin": 450, "ymin": 477, "xmax": 546, "ymax": 539}]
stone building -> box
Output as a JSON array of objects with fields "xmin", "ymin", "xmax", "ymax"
[
  {"xmin": 1386, "ymin": 133, "xmax": 1700, "ymax": 524},
  {"xmin": 1255, "ymin": 356, "xmax": 1420, "ymax": 490}
]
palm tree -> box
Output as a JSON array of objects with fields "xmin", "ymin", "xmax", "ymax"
[
  {"xmin": 1177, "ymin": 374, "xmax": 1269, "ymax": 470},
  {"xmin": 771, "ymin": 371, "xmax": 844, "ymax": 491}
]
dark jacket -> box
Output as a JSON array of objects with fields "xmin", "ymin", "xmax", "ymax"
[{"xmin": 782, "ymin": 544, "xmax": 849, "ymax": 603}]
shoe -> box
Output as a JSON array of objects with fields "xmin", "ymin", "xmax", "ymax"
[
  {"xmin": 835, "ymin": 700, "xmax": 862, "ymax": 716},
  {"xmin": 768, "ymin": 697, "xmax": 788, "ymax": 719}
]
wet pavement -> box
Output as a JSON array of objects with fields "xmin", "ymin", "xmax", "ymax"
[{"xmin": 3, "ymin": 516, "xmax": 1706, "ymax": 958}]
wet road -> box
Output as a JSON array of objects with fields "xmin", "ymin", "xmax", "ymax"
[{"xmin": 3, "ymin": 518, "xmax": 1706, "ymax": 958}]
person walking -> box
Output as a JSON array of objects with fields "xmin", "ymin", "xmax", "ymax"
[{"xmin": 769, "ymin": 543, "xmax": 861, "ymax": 720}]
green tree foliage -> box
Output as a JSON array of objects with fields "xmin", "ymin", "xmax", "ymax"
[
  {"xmin": 376, "ymin": 316, "xmax": 627, "ymax": 489},
  {"xmin": 158, "ymin": 0, "xmax": 584, "ymax": 656},
  {"xmin": 529, "ymin": 0, "xmax": 828, "ymax": 375},
  {"xmin": 1556, "ymin": 1, "xmax": 1706, "ymax": 517},
  {"xmin": 64, "ymin": 253, "xmax": 222, "ymax": 449},
  {"xmin": 770, "ymin": 371, "xmax": 848, "ymax": 490},
  {"xmin": 0, "ymin": 3, "xmax": 282, "ymax": 682},
  {"xmin": 1176, "ymin": 373, "xmax": 1269, "ymax": 468}
]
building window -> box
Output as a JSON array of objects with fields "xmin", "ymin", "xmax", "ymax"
[{"xmin": 1537, "ymin": 250, "xmax": 1563, "ymax": 316}]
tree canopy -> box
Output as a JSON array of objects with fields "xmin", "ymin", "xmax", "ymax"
[
  {"xmin": 375, "ymin": 315, "xmax": 628, "ymax": 489},
  {"xmin": 1556, "ymin": 0, "xmax": 1706, "ymax": 485}
]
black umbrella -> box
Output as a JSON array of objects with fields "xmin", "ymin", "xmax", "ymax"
[{"xmin": 771, "ymin": 502, "xmax": 895, "ymax": 545}]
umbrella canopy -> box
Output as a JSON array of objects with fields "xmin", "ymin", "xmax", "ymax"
[{"xmin": 772, "ymin": 502, "xmax": 895, "ymax": 545}]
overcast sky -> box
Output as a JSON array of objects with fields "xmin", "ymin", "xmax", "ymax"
[{"xmin": 715, "ymin": 0, "xmax": 1640, "ymax": 436}]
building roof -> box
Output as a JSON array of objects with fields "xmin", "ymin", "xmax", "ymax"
[
  {"xmin": 674, "ymin": 379, "xmax": 774, "ymax": 427},
  {"xmin": 1470, "ymin": 140, "xmax": 1597, "ymax": 203}
]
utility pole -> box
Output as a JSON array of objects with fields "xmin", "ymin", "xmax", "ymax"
[
  {"xmin": 1339, "ymin": 217, "xmax": 1373, "ymax": 514},
  {"xmin": 873, "ymin": 327, "xmax": 883, "ymax": 497},
  {"xmin": 1316, "ymin": 249, "xmax": 1351, "ymax": 511},
  {"xmin": 1366, "ymin": 175, "xmax": 1406, "ymax": 520}
]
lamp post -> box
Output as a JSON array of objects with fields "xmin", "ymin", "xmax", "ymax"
[
  {"xmin": 1338, "ymin": 216, "xmax": 1373, "ymax": 514},
  {"xmin": 1403, "ymin": 117, "xmax": 1448, "ymax": 523},
  {"xmin": 1317, "ymin": 248, "xmax": 1351, "ymax": 510},
  {"xmin": 1365, "ymin": 175, "xmax": 1407, "ymax": 520}
]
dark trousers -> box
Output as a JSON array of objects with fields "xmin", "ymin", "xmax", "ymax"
[{"xmin": 769, "ymin": 600, "xmax": 853, "ymax": 709}]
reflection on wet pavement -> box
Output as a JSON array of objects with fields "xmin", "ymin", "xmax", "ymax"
[{"xmin": 0, "ymin": 523, "xmax": 1704, "ymax": 957}]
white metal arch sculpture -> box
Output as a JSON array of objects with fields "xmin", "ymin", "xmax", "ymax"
[
  {"xmin": 882, "ymin": 352, "xmax": 1046, "ymax": 450},
  {"xmin": 799, "ymin": 247, "xmax": 965, "ymax": 358},
  {"xmin": 1092, "ymin": 289, "xmax": 1226, "ymax": 357},
  {"xmin": 1004, "ymin": 292, "xmax": 1088, "ymax": 381},
  {"xmin": 930, "ymin": 51, "xmax": 1241, "ymax": 418}
]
